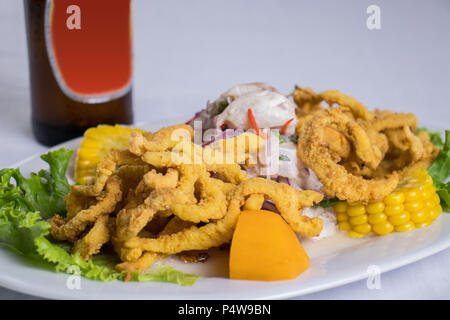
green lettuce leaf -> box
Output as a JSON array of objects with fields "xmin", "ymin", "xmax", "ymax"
[
  {"xmin": 416, "ymin": 127, "xmax": 444, "ymax": 149},
  {"xmin": 35, "ymin": 236, "xmax": 124, "ymax": 281},
  {"xmin": 130, "ymin": 265, "xmax": 200, "ymax": 286},
  {"xmin": 0, "ymin": 207, "xmax": 49, "ymax": 257},
  {"xmin": 436, "ymin": 184, "xmax": 450, "ymax": 212},
  {"xmin": 428, "ymin": 131, "xmax": 450, "ymax": 184},
  {"xmin": 10, "ymin": 149, "xmax": 73, "ymax": 218},
  {"xmin": 424, "ymin": 130, "xmax": 450, "ymax": 212},
  {"xmin": 314, "ymin": 198, "xmax": 342, "ymax": 208},
  {"xmin": 0, "ymin": 148, "xmax": 200, "ymax": 286}
]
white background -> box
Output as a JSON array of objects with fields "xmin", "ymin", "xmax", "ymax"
[{"xmin": 0, "ymin": 0, "xmax": 449, "ymax": 299}]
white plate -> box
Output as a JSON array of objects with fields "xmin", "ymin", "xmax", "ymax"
[{"xmin": 0, "ymin": 118, "xmax": 449, "ymax": 300}]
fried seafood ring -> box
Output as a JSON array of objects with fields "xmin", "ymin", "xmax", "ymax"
[
  {"xmin": 368, "ymin": 110, "xmax": 418, "ymax": 132},
  {"xmin": 129, "ymin": 125, "xmax": 194, "ymax": 157},
  {"xmin": 293, "ymin": 86, "xmax": 374, "ymax": 121},
  {"xmin": 71, "ymin": 150, "xmax": 145, "ymax": 197},
  {"xmin": 159, "ymin": 216, "xmax": 195, "ymax": 236},
  {"xmin": 123, "ymin": 178, "xmax": 323, "ymax": 254},
  {"xmin": 319, "ymin": 90, "xmax": 374, "ymax": 121},
  {"xmin": 297, "ymin": 109, "xmax": 399, "ymax": 202},
  {"xmin": 297, "ymin": 109, "xmax": 385, "ymax": 171},
  {"xmin": 171, "ymin": 171, "xmax": 228, "ymax": 223},
  {"xmin": 50, "ymin": 175, "xmax": 123, "ymax": 242},
  {"xmin": 132, "ymin": 129, "xmax": 250, "ymax": 185},
  {"xmin": 293, "ymin": 87, "xmax": 323, "ymax": 117},
  {"xmin": 115, "ymin": 187, "xmax": 192, "ymax": 241},
  {"xmin": 243, "ymin": 194, "xmax": 265, "ymax": 210},
  {"xmin": 143, "ymin": 168, "xmax": 179, "ymax": 189},
  {"xmin": 72, "ymin": 215, "xmax": 110, "ymax": 261},
  {"xmin": 116, "ymin": 251, "xmax": 164, "ymax": 281}
]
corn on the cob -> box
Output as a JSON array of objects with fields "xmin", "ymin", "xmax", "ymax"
[
  {"xmin": 74, "ymin": 125, "xmax": 144, "ymax": 185},
  {"xmin": 335, "ymin": 170, "xmax": 443, "ymax": 237}
]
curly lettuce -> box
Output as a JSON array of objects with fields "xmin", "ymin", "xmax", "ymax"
[
  {"xmin": 0, "ymin": 148, "xmax": 199, "ymax": 286},
  {"xmin": 428, "ymin": 131, "xmax": 450, "ymax": 211},
  {"xmin": 417, "ymin": 127, "xmax": 444, "ymax": 149},
  {"xmin": 419, "ymin": 129, "xmax": 450, "ymax": 211}
]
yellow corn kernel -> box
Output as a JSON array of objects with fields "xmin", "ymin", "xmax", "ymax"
[
  {"xmin": 348, "ymin": 230, "xmax": 364, "ymax": 238},
  {"xmin": 339, "ymin": 170, "xmax": 441, "ymax": 238},
  {"xmin": 348, "ymin": 201, "xmax": 362, "ymax": 207},
  {"xmin": 333, "ymin": 202, "xmax": 348, "ymax": 213},
  {"xmin": 384, "ymin": 204, "xmax": 404, "ymax": 216},
  {"xmin": 384, "ymin": 192, "xmax": 405, "ymax": 205},
  {"xmin": 353, "ymin": 223, "xmax": 372, "ymax": 234},
  {"xmin": 388, "ymin": 212, "xmax": 410, "ymax": 226},
  {"xmin": 404, "ymin": 201, "xmax": 423, "ymax": 213},
  {"xmin": 347, "ymin": 205, "xmax": 366, "ymax": 217},
  {"xmin": 336, "ymin": 212, "xmax": 349, "ymax": 222},
  {"xmin": 429, "ymin": 206, "xmax": 442, "ymax": 220},
  {"xmin": 421, "ymin": 186, "xmax": 435, "ymax": 200},
  {"xmin": 403, "ymin": 187, "xmax": 422, "ymax": 202},
  {"xmin": 338, "ymin": 221, "xmax": 352, "ymax": 231},
  {"xmin": 415, "ymin": 219, "xmax": 433, "ymax": 228},
  {"xmin": 349, "ymin": 214, "xmax": 368, "ymax": 226},
  {"xmin": 432, "ymin": 193, "xmax": 441, "ymax": 206},
  {"xmin": 368, "ymin": 212, "xmax": 387, "ymax": 224},
  {"xmin": 366, "ymin": 202, "xmax": 385, "ymax": 214},
  {"xmin": 412, "ymin": 170, "xmax": 428, "ymax": 180},
  {"xmin": 74, "ymin": 125, "xmax": 144, "ymax": 185},
  {"xmin": 410, "ymin": 210, "xmax": 430, "ymax": 224},
  {"xmin": 394, "ymin": 221, "xmax": 415, "ymax": 232},
  {"xmin": 372, "ymin": 221, "xmax": 394, "ymax": 235},
  {"xmin": 412, "ymin": 171, "xmax": 434, "ymax": 187},
  {"xmin": 423, "ymin": 199, "xmax": 435, "ymax": 210}
]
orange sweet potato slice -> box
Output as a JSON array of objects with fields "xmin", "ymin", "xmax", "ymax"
[{"xmin": 229, "ymin": 210, "xmax": 310, "ymax": 281}]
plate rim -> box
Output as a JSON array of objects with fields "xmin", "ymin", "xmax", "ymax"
[{"xmin": 0, "ymin": 118, "xmax": 449, "ymax": 300}]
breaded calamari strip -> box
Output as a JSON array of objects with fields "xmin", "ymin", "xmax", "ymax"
[
  {"xmin": 293, "ymin": 87, "xmax": 324, "ymax": 117},
  {"xmin": 129, "ymin": 131, "xmax": 181, "ymax": 156},
  {"xmin": 243, "ymin": 194, "xmax": 265, "ymax": 210},
  {"xmin": 116, "ymin": 251, "xmax": 164, "ymax": 281},
  {"xmin": 72, "ymin": 215, "xmax": 110, "ymax": 261},
  {"xmin": 238, "ymin": 178, "xmax": 323, "ymax": 235},
  {"xmin": 171, "ymin": 173, "xmax": 228, "ymax": 223},
  {"xmin": 297, "ymin": 109, "xmax": 399, "ymax": 202},
  {"xmin": 50, "ymin": 176, "xmax": 122, "ymax": 242},
  {"xmin": 318, "ymin": 90, "xmax": 374, "ymax": 121},
  {"xmin": 115, "ymin": 187, "xmax": 193, "ymax": 241},
  {"xmin": 159, "ymin": 216, "xmax": 195, "ymax": 236},
  {"xmin": 72, "ymin": 150, "xmax": 144, "ymax": 197},
  {"xmin": 369, "ymin": 111, "xmax": 418, "ymax": 132},
  {"xmin": 293, "ymin": 86, "xmax": 374, "ymax": 121},
  {"xmin": 123, "ymin": 178, "xmax": 323, "ymax": 254},
  {"xmin": 143, "ymin": 168, "xmax": 179, "ymax": 189},
  {"xmin": 64, "ymin": 192, "xmax": 96, "ymax": 221}
]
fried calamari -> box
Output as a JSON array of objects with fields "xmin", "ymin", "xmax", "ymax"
[
  {"xmin": 293, "ymin": 86, "xmax": 439, "ymax": 202},
  {"xmin": 51, "ymin": 125, "xmax": 322, "ymax": 280}
]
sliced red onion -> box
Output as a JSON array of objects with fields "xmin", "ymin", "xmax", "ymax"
[
  {"xmin": 261, "ymin": 200, "xmax": 280, "ymax": 213},
  {"xmin": 185, "ymin": 108, "xmax": 206, "ymax": 125},
  {"xmin": 302, "ymin": 167, "xmax": 310, "ymax": 177},
  {"xmin": 211, "ymin": 172, "xmax": 227, "ymax": 181},
  {"xmin": 202, "ymin": 136, "xmax": 216, "ymax": 147},
  {"xmin": 276, "ymin": 176, "xmax": 290, "ymax": 185}
]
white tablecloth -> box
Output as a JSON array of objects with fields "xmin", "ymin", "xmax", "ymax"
[{"xmin": 0, "ymin": 0, "xmax": 449, "ymax": 299}]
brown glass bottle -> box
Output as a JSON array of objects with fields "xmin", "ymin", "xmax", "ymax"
[{"xmin": 23, "ymin": 0, "xmax": 134, "ymax": 146}]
